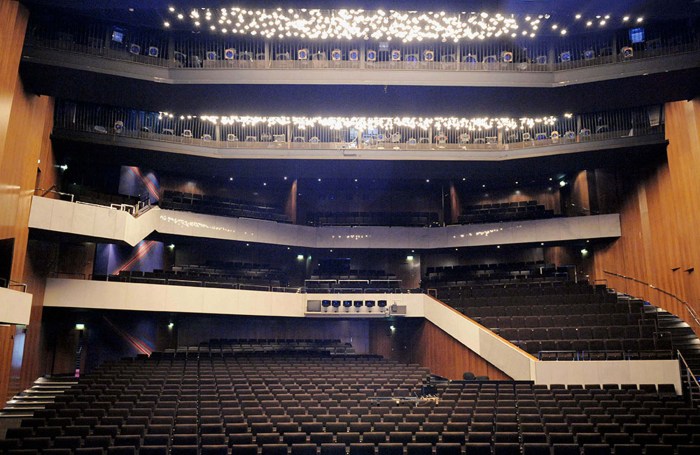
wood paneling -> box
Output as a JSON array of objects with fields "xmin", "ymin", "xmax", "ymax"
[
  {"xmin": 0, "ymin": 1, "xmax": 57, "ymax": 401},
  {"xmin": 0, "ymin": 324, "xmax": 16, "ymax": 405},
  {"xmin": 592, "ymin": 99, "xmax": 700, "ymax": 332},
  {"xmin": 369, "ymin": 318, "xmax": 511, "ymax": 380}
]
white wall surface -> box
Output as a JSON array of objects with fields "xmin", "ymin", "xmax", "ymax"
[
  {"xmin": 534, "ymin": 359, "xmax": 682, "ymax": 394},
  {"xmin": 0, "ymin": 287, "xmax": 33, "ymax": 325},
  {"xmin": 29, "ymin": 196, "xmax": 621, "ymax": 248}
]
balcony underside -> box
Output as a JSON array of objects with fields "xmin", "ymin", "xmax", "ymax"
[{"xmin": 52, "ymin": 128, "xmax": 667, "ymax": 162}]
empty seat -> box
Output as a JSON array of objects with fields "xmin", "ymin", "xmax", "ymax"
[
  {"xmin": 349, "ymin": 443, "xmax": 375, "ymax": 455},
  {"xmin": 406, "ymin": 443, "xmax": 432, "ymax": 455},
  {"xmin": 464, "ymin": 443, "xmax": 491, "ymax": 455}
]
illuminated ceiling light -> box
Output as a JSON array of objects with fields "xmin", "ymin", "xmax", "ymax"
[
  {"xmin": 622, "ymin": 16, "xmax": 630, "ymax": 22},
  {"xmin": 586, "ymin": 20, "xmax": 593, "ymax": 27},
  {"xmin": 560, "ymin": 29, "xmax": 567, "ymax": 35},
  {"xmin": 637, "ymin": 17, "xmax": 644, "ymax": 23},
  {"xmin": 599, "ymin": 20, "xmax": 606, "ymax": 26},
  {"xmin": 164, "ymin": 21, "xmax": 170, "ymax": 27},
  {"xmin": 575, "ymin": 14, "xmax": 582, "ymax": 20},
  {"xmin": 168, "ymin": 6, "xmax": 175, "ymax": 12},
  {"xmin": 604, "ymin": 15, "xmax": 610, "ymax": 20},
  {"xmin": 177, "ymin": 13, "xmax": 184, "ymax": 20},
  {"xmin": 172, "ymin": 8, "xmax": 538, "ymax": 40},
  {"xmin": 551, "ymin": 24, "xmax": 558, "ymax": 30}
]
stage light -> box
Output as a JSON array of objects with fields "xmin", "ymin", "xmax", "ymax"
[
  {"xmin": 75, "ymin": 324, "xmax": 85, "ymax": 330},
  {"xmin": 168, "ymin": 322, "xmax": 175, "ymax": 329}
]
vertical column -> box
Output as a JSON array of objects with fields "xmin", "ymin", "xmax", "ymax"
[{"xmin": 285, "ymin": 179, "xmax": 298, "ymax": 224}]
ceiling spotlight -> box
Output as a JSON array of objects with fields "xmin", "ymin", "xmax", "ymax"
[
  {"xmin": 164, "ymin": 21, "xmax": 170, "ymax": 27},
  {"xmin": 575, "ymin": 14, "xmax": 581, "ymax": 20},
  {"xmin": 560, "ymin": 29, "xmax": 567, "ymax": 35},
  {"xmin": 637, "ymin": 17, "xmax": 644, "ymax": 23},
  {"xmin": 623, "ymin": 16, "xmax": 630, "ymax": 22},
  {"xmin": 168, "ymin": 6, "xmax": 175, "ymax": 12},
  {"xmin": 551, "ymin": 24, "xmax": 558, "ymax": 30},
  {"xmin": 586, "ymin": 20, "xmax": 593, "ymax": 27},
  {"xmin": 599, "ymin": 20, "xmax": 606, "ymax": 26}
]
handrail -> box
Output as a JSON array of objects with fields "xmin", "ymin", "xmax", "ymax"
[
  {"xmin": 36, "ymin": 187, "xmax": 75, "ymax": 202},
  {"xmin": 9, "ymin": 280, "xmax": 28, "ymax": 292},
  {"xmin": 39, "ymin": 184, "xmax": 58, "ymax": 197},
  {"xmin": 603, "ymin": 270, "xmax": 700, "ymax": 330},
  {"xmin": 677, "ymin": 350, "xmax": 700, "ymax": 407}
]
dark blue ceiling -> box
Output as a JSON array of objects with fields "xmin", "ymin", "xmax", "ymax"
[{"xmin": 22, "ymin": 0, "xmax": 700, "ymax": 31}]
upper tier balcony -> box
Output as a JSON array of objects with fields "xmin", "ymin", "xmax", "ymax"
[
  {"xmin": 52, "ymin": 100, "xmax": 667, "ymax": 162},
  {"xmin": 21, "ymin": 14, "xmax": 700, "ymax": 88}
]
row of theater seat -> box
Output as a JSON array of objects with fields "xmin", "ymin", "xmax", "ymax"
[
  {"xmin": 435, "ymin": 282, "xmax": 601, "ymax": 299},
  {"xmin": 160, "ymin": 191, "xmax": 289, "ymax": 224},
  {"xmin": 2, "ymin": 352, "xmax": 697, "ymax": 455},
  {"xmin": 306, "ymin": 212, "xmax": 440, "ymax": 228}
]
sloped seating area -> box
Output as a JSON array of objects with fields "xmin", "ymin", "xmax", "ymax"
[
  {"xmin": 423, "ymin": 262, "xmax": 571, "ymax": 287},
  {"xmin": 161, "ymin": 191, "xmax": 290, "ymax": 223},
  {"xmin": 168, "ymin": 340, "xmax": 356, "ymax": 356},
  {"xmin": 100, "ymin": 263, "xmax": 288, "ymax": 290},
  {"xmin": 306, "ymin": 270, "xmax": 402, "ymax": 293},
  {"xmin": 439, "ymin": 282, "xmax": 673, "ymax": 361},
  {"xmin": 2, "ymin": 347, "xmax": 699, "ymax": 455},
  {"xmin": 305, "ymin": 212, "xmax": 440, "ymax": 228},
  {"xmin": 457, "ymin": 201, "xmax": 554, "ymax": 225}
]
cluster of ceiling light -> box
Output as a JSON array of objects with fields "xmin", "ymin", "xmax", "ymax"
[
  {"xmin": 181, "ymin": 115, "xmax": 562, "ymax": 131},
  {"xmin": 166, "ymin": 7, "xmax": 547, "ymax": 42},
  {"xmin": 573, "ymin": 13, "xmax": 644, "ymax": 29}
]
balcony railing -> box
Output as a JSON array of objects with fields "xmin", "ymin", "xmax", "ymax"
[
  {"xmin": 53, "ymin": 100, "xmax": 665, "ymax": 153},
  {"xmin": 24, "ymin": 17, "xmax": 700, "ymax": 74}
]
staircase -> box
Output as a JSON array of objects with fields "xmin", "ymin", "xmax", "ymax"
[
  {"xmin": 655, "ymin": 308, "xmax": 700, "ymax": 372},
  {"xmin": 0, "ymin": 376, "xmax": 77, "ymax": 418}
]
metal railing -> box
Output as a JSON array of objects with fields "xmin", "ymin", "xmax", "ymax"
[
  {"xmin": 36, "ymin": 186, "xmax": 75, "ymax": 202},
  {"xmin": 24, "ymin": 15, "xmax": 700, "ymax": 74},
  {"xmin": 603, "ymin": 270, "xmax": 700, "ymax": 332},
  {"xmin": 36, "ymin": 187, "xmax": 148, "ymax": 218},
  {"xmin": 678, "ymin": 350, "xmax": 700, "ymax": 408},
  {"xmin": 53, "ymin": 100, "xmax": 666, "ymax": 152},
  {"xmin": 9, "ymin": 281, "xmax": 28, "ymax": 292}
]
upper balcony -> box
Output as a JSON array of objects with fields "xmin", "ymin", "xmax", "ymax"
[
  {"xmin": 21, "ymin": 9, "xmax": 700, "ymax": 89},
  {"xmin": 52, "ymin": 100, "xmax": 666, "ymax": 162}
]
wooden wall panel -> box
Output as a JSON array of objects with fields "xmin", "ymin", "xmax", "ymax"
[
  {"xmin": 0, "ymin": 324, "xmax": 16, "ymax": 405},
  {"xmin": 369, "ymin": 318, "xmax": 511, "ymax": 380},
  {"xmin": 0, "ymin": 1, "xmax": 58, "ymax": 399},
  {"xmin": 592, "ymin": 99, "xmax": 700, "ymax": 332}
]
